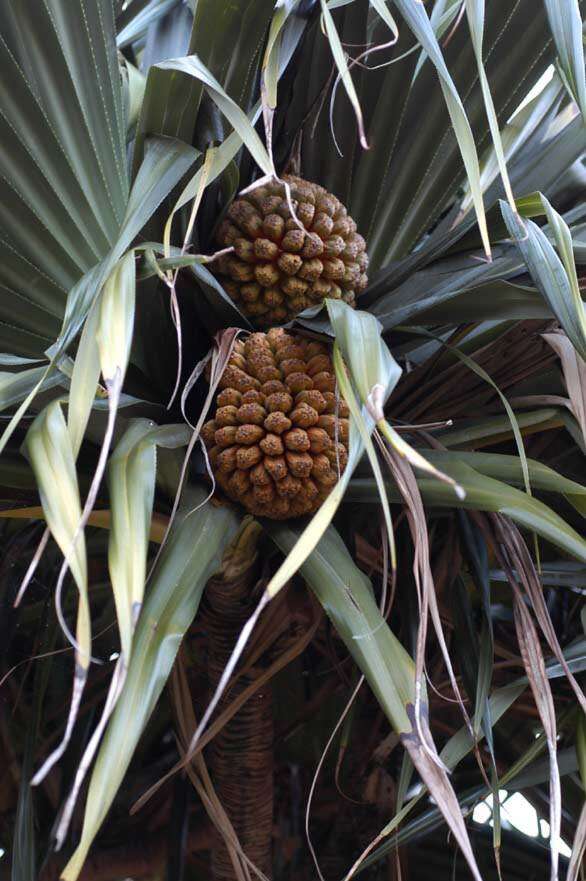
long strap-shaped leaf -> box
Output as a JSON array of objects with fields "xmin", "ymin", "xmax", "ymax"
[
  {"xmin": 116, "ymin": 0, "xmax": 178, "ymax": 48},
  {"xmin": 262, "ymin": 301, "xmax": 401, "ymax": 603},
  {"xmin": 269, "ymin": 522, "xmax": 483, "ymax": 881},
  {"xmin": 155, "ymin": 54, "xmax": 273, "ymax": 177},
  {"xmin": 363, "ymin": 639, "xmax": 585, "ymax": 867},
  {"xmin": 23, "ymin": 402, "xmax": 90, "ymax": 782},
  {"xmin": 0, "ymin": 0, "xmax": 128, "ymax": 356},
  {"xmin": 52, "ymin": 422, "xmax": 194, "ymax": 848},
  {"xmin": 56, "ymin": 136, "xmax": 198, "ymax": 356},
  {"xmin": 386, "ymin": 0, "xmax": 490, "ymax": 257},
  {"xmin": 543, "ymin": 0, "xmax": 586, "ymax": 120},
  {"xmin": 107, "ymin": 422, "xmax": 191, "ymax": 659},
  {"xmin": 464, "ymin": 0, "xmax": 515, "ymax": 209},
  {"xmin": 62, "ymin": 489, "xmax": 240, "ymax": 881},
  {"xmin": 160, "ymin": 3, "xmax": 305, "ymax": 249},
  {"xmin": 421, "ymin": 448, "xmax": 586, "ymax": 515},
  {"xmin": 0, "ymin": 137, "xmax": 198, "ymax": 458},
  {"xmin": 320, "ymin": 0, "xmax": 368, "ymax": 149},
  {"xmin": 347, "ymin": 460, "xmax": 586, "ymax": 562},
  {"xmin": 543, "ymin": 331, "xmax": 586, "ymax": 445},
  {"xmin": 0, "ymin": 0, "xmax": 126, "ymax": 252},
  {"xmin": 502, "ymin": 196, "xmax": 586, "ymax": 361}
]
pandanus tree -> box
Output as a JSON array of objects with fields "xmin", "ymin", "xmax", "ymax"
[{"xmin": 0, "ymin": 1, "xmax": 585, "ymax": 879}]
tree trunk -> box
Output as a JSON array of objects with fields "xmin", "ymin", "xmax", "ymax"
[{"xmin": 204, "ymin": 520, "xmax": 273, "ymax": 880}]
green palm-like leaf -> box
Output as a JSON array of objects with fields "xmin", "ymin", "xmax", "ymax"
[
  {"xmin": 502, "ymin": 197, "xmax": 586, "ymax": 361},
  {"xmin": 62, "ymin": 488, "xmax": 240, "ymax": 881},
  {"xmin": 544, "ymin": 0, "xmax": 586, "ymax": 119},
  {"xmin": 0, "ymin": 0, "xmax": 127, "ymax": 355},
  {"xmin": 347, "ymin": 462, "xmax": 586, "ymax": 561},
  {"xmin": 269, "ymin": 521, "xmax": 483, "ymax": 881}
]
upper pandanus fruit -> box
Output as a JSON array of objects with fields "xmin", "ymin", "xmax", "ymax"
[{"xmin": 213, "ymin": 175, "xmax": 368, "ymax": 326}]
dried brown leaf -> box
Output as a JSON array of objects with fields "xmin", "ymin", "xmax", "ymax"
[
  {"xmin": 513, "ymin": 596, "xmax": 561, "ymax": 881},
  {"xmin": 567, "ymin": 801, "xmax": 586, "ymax": 881},
  {"xmin": 495, "ymin": 517, "xmax": 586, "ymax": 716}
]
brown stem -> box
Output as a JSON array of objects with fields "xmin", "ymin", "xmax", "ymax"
[{"xmin": 203, "ymin": 520, "xmax": 274, "ymax": 881}]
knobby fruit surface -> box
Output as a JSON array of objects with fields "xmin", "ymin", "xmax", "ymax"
[
  {"xmin": 214, "ymin": 175, "xmax": 368, "ymax": 326},
  {"xmin": 202, "ymin": 329, "xmax": 349, "ymax": 519}
]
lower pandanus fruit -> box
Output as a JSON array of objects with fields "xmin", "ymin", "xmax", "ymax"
[{"xmin": 201, "ymin": 328, "xmax": 350, "ymax": 519}]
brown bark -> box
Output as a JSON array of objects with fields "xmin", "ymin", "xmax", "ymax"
[{"xmin": 203, "ymin": 520, "xmax": 274, "ymax": 881}]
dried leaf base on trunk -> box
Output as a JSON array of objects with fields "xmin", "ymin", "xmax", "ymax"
[{"xmin": 202, "ymin": 520, "xmax": 274, "ymax": 880}]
